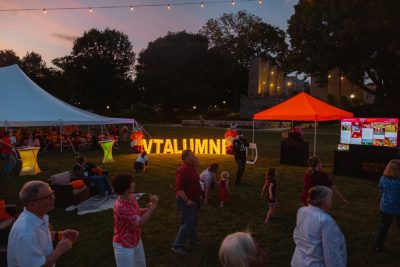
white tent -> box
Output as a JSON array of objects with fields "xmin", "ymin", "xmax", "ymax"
[{"xmin": 0, "ymin": 64, "xmax": 135, "ymax": 127}]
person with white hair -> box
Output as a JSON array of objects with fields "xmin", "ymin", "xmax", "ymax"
[
  {"xmin": 219, "ymin": 231, "xmax": 267, "ymax": 267},
  {"xmin": 291, "ymin": 186, "xmax": 347, "ymax": 267},
  {"xmin": 7, "ymin": 180, "xmax": 79, "ymax": 267}
]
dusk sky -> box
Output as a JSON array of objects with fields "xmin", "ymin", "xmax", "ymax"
[{"xmin": 0, "ymin": 0, "xmax": 298, "ymax": 65}]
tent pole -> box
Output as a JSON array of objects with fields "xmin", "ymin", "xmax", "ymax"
[
  {"xmin": 63, "ymin": 127, "xmax": 77, "ymax": 154},
  {"xmin": 314, "ymin": 121, "xmax": 317, "ymax": 156},
  {"xmin": 104, "ymin": 125, "xmax": 110, "ymax": 138},
  {"xmin": 136, "ymin": 120, "xmax": 152, "ymax": 138},
  {"xmin": 60, "ymin": 125, "xmax": 63, "ymax": 153},
  {"xmin": 252, "ymin": 119, "xmax": 255, "ymax": 143}
]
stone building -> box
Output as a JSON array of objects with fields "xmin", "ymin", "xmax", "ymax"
[
  {"xmin": 310, "ymin": 68, "xmax": 375, "ymax": 108},
  {"xmin": 240, "ymin": 57, "xmax": 305, "ymax": 119}
]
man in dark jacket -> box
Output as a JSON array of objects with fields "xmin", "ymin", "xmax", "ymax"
[{"xmin": 233, "ymin": 131, "xmax": 249, "ymax": 186}]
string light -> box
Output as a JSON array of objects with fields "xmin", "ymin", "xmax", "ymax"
[{"xmin": 0, "ymin": 0, "xmax": 258, "ymax": 13}]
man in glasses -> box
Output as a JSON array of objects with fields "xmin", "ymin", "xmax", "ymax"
[{"xmin": 7, "ymin": 180, "xmax": 79, "ymax": 267}]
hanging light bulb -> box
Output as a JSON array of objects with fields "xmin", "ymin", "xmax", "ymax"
[
  {"xmin": 130, "ymin": 5, "xmax": 134, "ymax": 11},
  {"xmin": 42, "ymin": 8, "xmax": 47, "ymax": 14},
  {"xmin": 167, "ymin": 4, "xmax": 171, "ymax": 10},
  {"xmin": 201, "ymin": 2, "xmax": 204, "ymax": 8},
  {"xmin": 89, "ymin": 7, "xmax": 93, "ymax": 13},
  {"xmin": 232, "ymin": 0, "xmax": 236, "ymax": 6},
  {"xmin": 259, "ymin": 0, "xmax": 263, "ymax": 4}
]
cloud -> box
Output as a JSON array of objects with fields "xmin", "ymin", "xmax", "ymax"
[{"xmin": 51, "ymin": 33, "xmax": 77, "ymax": 43}]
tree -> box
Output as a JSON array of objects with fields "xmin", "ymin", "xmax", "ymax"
[
  {"xmin": 19, "ymin": 52, "xmax": 50, "ymax": 85},
  {"xmin": 135, "ymin": 31, "xmax": 229, "ymax": 115},
  {"xmin": 200, "ymin": 11, "xmax": 288, "ymax": 109},
  {"xmin": 0, "ymin": 49, "xmax": 20, "ymax": 67},
  {"xmin": 53, "ymin": 28, "xmax": 135, "ymax": 112},
  {"xmin": 287, "ymin": 0, "xmax": 400, "ymax": 113}
]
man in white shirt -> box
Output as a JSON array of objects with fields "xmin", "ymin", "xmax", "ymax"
[
  {"xmin": 199, "ymin": 163, "xmax": 218, "ymax": 204},
  {"xmin": 8, "ymin": 180, "xmax": 79, "ymax": 267},
  {"xmin": 291, "ymin": 186, "xmax": 347, "ymax": 267}
]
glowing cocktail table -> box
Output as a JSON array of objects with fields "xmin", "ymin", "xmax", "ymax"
[
  {"xmin": 98, "ymin": 140, "xmax": 115, "ymax": 163},
  {"xmin": 17, "ymin": 147, "xmax": 41, "ymax": 176}
]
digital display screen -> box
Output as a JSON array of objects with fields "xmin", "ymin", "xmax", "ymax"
[{"xmin": 340, "ymin": 118, "xmax": 398, "ymax": 147}]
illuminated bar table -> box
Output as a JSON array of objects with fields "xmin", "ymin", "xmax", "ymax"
[
  {"xmin": 98, "ymin": 140, "xmax": 115, "ymax": 163},
  {"xmin": 17, "ymin": 146, "xmax": 41, "ymax": 176}
]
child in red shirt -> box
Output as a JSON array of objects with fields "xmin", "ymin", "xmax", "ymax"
[{"xmin": 219, "ymin": 171, "xmax": 231, "ymax": 208}]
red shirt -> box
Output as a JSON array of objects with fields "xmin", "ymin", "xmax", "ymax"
[
  {"xmin": 175, "ymin": 162, "xmax": 202, "ymax": 201},
  {"xmin": 1, "ymin": 136, "xmax": 12, "ymax": 154},
  {"xmin": 113, "ymin": 193, "xmax": 142, "ymax": 248},
  {"xmin": 301, "ymin": 170, "xmax": 334, "ymax": 205}
]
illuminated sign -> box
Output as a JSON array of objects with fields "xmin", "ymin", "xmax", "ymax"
[{"xmin": 142, "ymin": 139, "xmax": 226, "ymax": 154}]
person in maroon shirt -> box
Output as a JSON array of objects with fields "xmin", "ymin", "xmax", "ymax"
[
  {"xmin": 301, "ymin": 156, "xmax": 348, "ymax": 206},
  {"xmin": 0, "ymin": 130, "xmax": 16, "ymax": 178},
  {"xmin": 171, "ymin": 150, "xmax": 202, "ymax": 255}
]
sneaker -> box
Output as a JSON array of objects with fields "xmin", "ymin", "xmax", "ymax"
[{"xmin": 171, "ymin": 247, "xmax": 188, "ymax": 255}]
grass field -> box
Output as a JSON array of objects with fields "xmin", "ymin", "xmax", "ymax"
[{"xmin": 1, "ymin": 124, "xmax": 399, "ymax": 267}]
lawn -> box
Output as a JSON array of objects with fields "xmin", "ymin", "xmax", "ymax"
[{"xmin": 1, "ymin": 124, "xmax": 399, "ymax": 267}]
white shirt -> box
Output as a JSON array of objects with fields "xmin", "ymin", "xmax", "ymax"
[
  {"xmin": 199, "ymin": 169, "xmax": 216, "ymax": 191},
  {"xmin": 8, "ymin": 209, "xmax": 54, "ymax": 267},
  {"xmin": 136, "ymin": 155, "xmax": 148, "ymax": 164},
  {"xmin": 291, "ymin": 206, "xmax": 347, "ymax": 267}
]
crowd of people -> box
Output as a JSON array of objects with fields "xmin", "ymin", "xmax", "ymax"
[
  {"xmin": 2, "ymin": 128, "xmax": 399, "ymax": 267},
  {"xmin": 0, "ymin": 125, "xmax": 126, "ymax": 178}
]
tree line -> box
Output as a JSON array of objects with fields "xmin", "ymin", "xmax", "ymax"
[{"xmin": 1, "ymin": 1, "xmax": 399, "ymax": 116}]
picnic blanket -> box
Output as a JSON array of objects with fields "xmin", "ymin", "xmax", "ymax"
[{"xmin": 65, "ymin": 193, "xmax": 145, "ymax": 215}]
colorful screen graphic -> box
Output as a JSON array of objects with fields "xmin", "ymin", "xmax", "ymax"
[{"xmin": 340, "ymin": 118, "xmax": 398, "ymax": 147}]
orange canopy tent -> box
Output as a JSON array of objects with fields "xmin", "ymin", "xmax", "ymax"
[{"xmin": 253, "ymin": 92, "xmax": 353, "ymax": 155}]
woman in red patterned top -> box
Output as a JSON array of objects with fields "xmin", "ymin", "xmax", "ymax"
[{"xmin": 112, "ymin": 173, "xmax": 159, "ymax": 267}]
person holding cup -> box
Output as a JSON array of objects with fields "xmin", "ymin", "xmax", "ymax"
[
  {"xmin": 8, "ymin": 180, "xmax": 79, "ymax": 267},
  {"xmin": 112, "ymin": 173, "xmax": 159, "ymax": 267}
]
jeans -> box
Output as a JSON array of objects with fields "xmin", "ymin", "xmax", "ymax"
[
  {"xmin": 235, "ymin": 159, "xmax": 246, "ymax": 185},
  {"xmin": 113, "ymin": 240, "xmax": 146, "ymax": 267},
  {"xmin": 374, "ymin": 212, "xmax": 400, "ymax": 250},
  {"xmin": 91, "ymin": 175, "xmax": 112, "ymax": 196},
  {"xmin": 172, "ymin": 198, "xmax": 198, "ymax": 248},
  {"xmin": 1, "ymin": 153, "xmax": 16, "ymax": 175}
]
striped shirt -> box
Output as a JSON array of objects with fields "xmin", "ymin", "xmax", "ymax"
[{"xmin": 379, "ymin": 176, "xmax": 400, "ymax": 216}]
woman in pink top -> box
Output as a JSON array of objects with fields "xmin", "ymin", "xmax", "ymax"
[{"xmin": 112, "ymin": 173, "xmax": 159, "ymax": 267}]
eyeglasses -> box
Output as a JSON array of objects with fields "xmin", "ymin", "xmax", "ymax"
[{"xmin": 28, "ymin": 190, "xmax": 55, "ymax": 202}]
